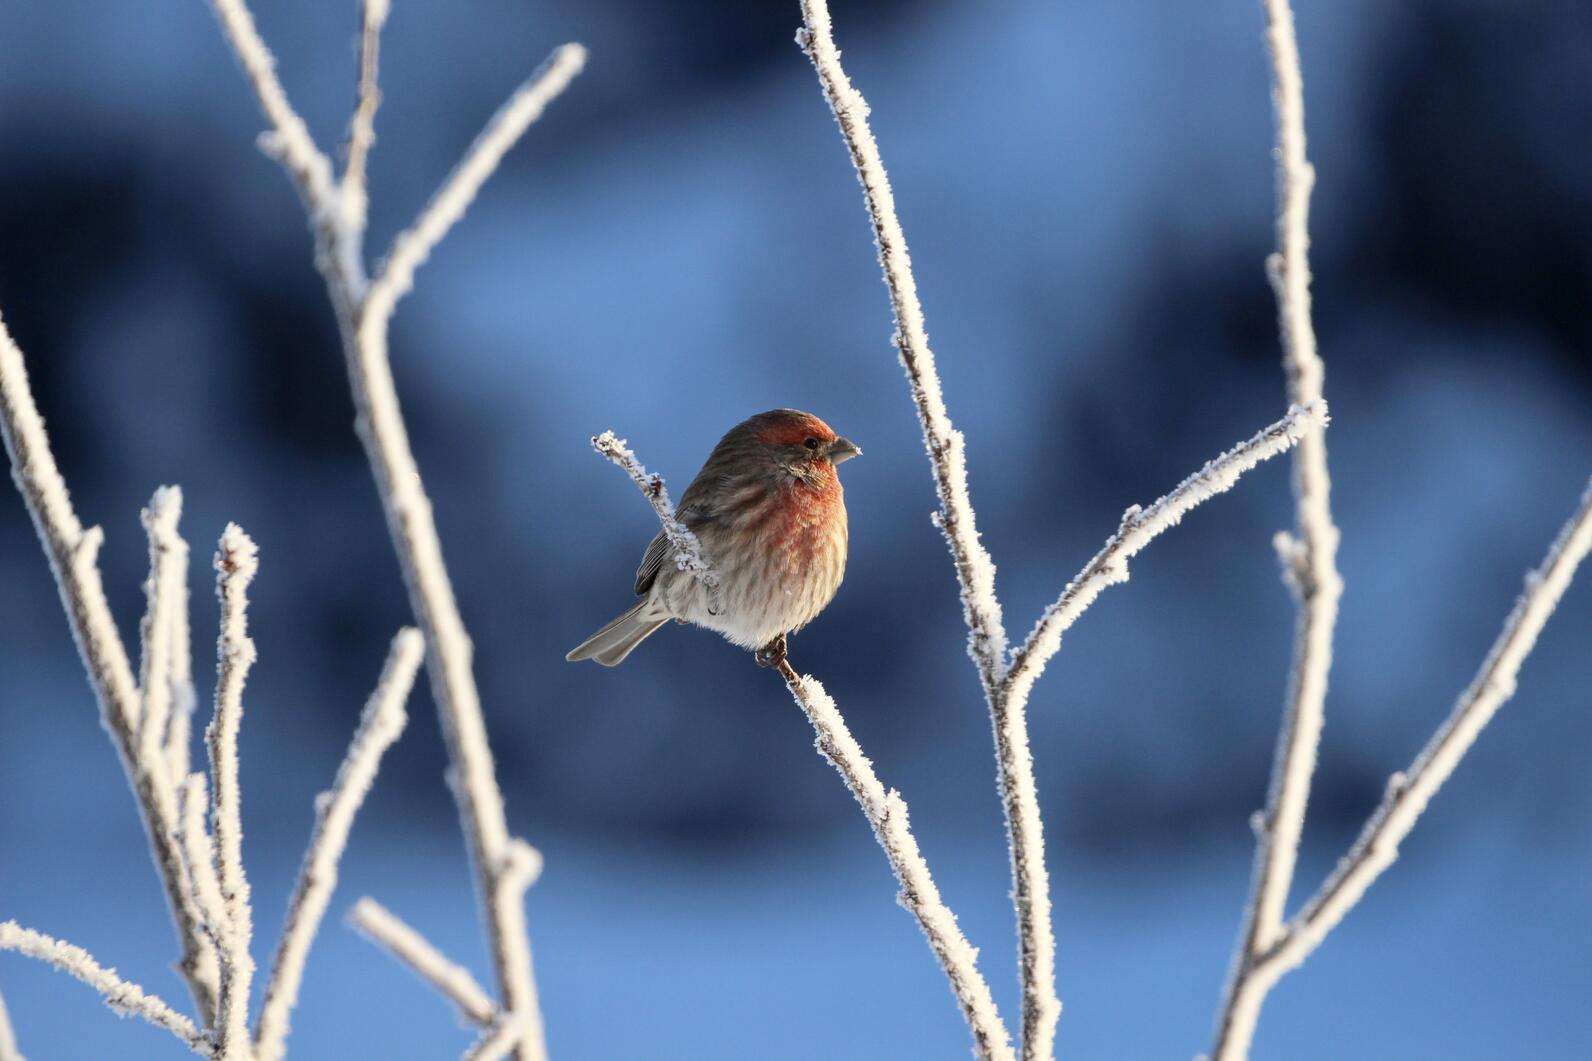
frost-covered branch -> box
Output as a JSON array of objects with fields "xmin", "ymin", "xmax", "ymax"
[
  {"xmin": 1213, "ymin": 2, "xmax": 1344, "ymax": 1054},
  {"xmin": 795, "ymin": 3, "xmax": 1052, "ymax": 1052},
  {"xmin": 0, "ymin": 313, "xmax": 220, "ymax": 1022},
  {"xmin": 255, "ymin": 628, "xmax": 423, "ymax": 1061},
  {"xmin": 348, "ymin": 899, "xmax": 497, "ymax": 1028},
  {"xmin": 340, "ymin": 0, "xmax": 390, "ymax": 236},
  {"xmin": 590, "ymin": 433, "xmax": 1015, "ymax": 1061},
  {"xmin": 0, "ymin": 922, "xmax": 213, "ymax": 1057},
  {"xmin": 776, "ymin": 667, "xmax": 1016, "ymax": 1061},
  {"xmin": 0, "ymin": 987, "xmax": 21, "ymax": 1061},
  {"xmin": 206, "ymin": 525, "xmax": 259, "ymax": 1060},
  {"xmin": 176, "ymin": 774, "xmax": 231, "ymax": 964},
  {"xmin": 362, "ymin": 43, "xmax": 586, "ymax": 324},
  {"xmin": 1212, "ymin": 476, "xmax": 1592, "ymax": 1059},
  {"xmin": 461, "ymin": 1014, "xmax": 532, "ymax": 1061},
  {"xmin": 1004, "ymin": 402, "xmax": 1329, "ymax": 710},
  {"xmin": 591, "ymin": 432, "xmax": 717, "ymax": 588},
  {"xmin": 205, "ymin": 7, "xmax": 585, "ymax": 1058},
  {"xmin": 138, "ymin": 487, "xmax": 188, "ymax": 775}
]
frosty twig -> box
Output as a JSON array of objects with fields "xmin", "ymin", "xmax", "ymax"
[
  {"xmin": 0, "ymin": 922, "xmax": 213, "ymax": 1057},
  {"xmin": 348, "ymin": 899, "xmax": 497, "ymax": 1027},
  {"xmin": 0, "ymin": 314, "xmax": 220, "ymax": 1023},
  {"xmin": 255, "ymin": 629, "xmax": 423, "ymax": 1061},
  {"xmin": 204, "ymin": 5, "xmax": 585, "ymax": 1056}
]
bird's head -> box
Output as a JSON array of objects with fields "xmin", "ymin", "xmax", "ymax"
[{"xmin": 748, "ymin": 409, "xmax": 860, "ymax": 483}]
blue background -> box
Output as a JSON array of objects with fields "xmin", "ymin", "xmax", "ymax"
[{"xmin": 1, "ymin": 1, "xmax": 1589, "ymax": 1058}]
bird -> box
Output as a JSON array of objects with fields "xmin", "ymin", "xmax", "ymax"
[{"xmin": 567, "ymin": 409, "xmax": 860, "ymax": 667}]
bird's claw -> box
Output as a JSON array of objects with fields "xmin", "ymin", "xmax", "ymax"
[{"xmin": 754, "ymin": 634, "xmax": 788, "ymax": 669}]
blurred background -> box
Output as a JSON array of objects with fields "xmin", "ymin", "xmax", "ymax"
[{"xmin": 1, "ymin": 0, "xmax": 1589, "ymax": 1057}]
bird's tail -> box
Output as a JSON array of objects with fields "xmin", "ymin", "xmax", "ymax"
[{"xmin": 565, "ymin": 602, "xmax": 669, "ymax": 666}]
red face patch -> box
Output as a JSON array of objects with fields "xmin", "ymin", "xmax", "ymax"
[{"xmin": 755, "ymin": 412, "xmax": 836, "ymax": 448}]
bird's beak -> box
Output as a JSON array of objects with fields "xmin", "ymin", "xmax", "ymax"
[{"xmin": 827, "ymin": 436, "xmax": 861, "ymax": 464}]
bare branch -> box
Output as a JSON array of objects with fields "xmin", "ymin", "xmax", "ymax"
[
  {"xmin": 0, "ymin": 922, "xmax": 213, "ymax": 1057},
  {"xmin": 205, "ymin": 0, "xmax": 338, "ymax": 219},
  {"xmin": 255, "ymin": 628, "xmax": 423, "ymax": 1061},
  {"xmin": 591, "ymin": 431, "xmax": 717, "ymax": 590},
  {"xmin": 795, "ymin": 2, "xmax": 1052, "ymax": 1052},
  {"xmin": 461, "ymin": 1013, "xmax": 531, "ymax": 1061},
  {"xmin": 348, "ymin": 899, "xmax": 497, "ymax": 1028},
  {"xmin": 592, "ymin": 432, "xmax": 1014, "ymax": 1061},
  {"xmin": 341, "ymin": 0, "xmax": 391, "ymax": 235},
  {"xmin": 363, "ymin": 43, "xmax": 587, "ymax": 325},
  {"xmin": 0, "ymin": 312, "xmax": 219, "ymax": 1021},
  {"xmin": 1213, "ymin": 2, "xmax": 1344, "ymax": 1053},
  {"xmin": 207, "ymin": 525, "xmax": 259, "ymax": 1060},
  {"xmin": 1005, "ymin": 401, "xmax": 1329, "ymax": 708},
  {"xmin": 177, "ymin": 773, "xmax": 231, "ymax": 964},
  {"xmin": 138, "ymin": 486, "xmax": 188, "ymax": 777},
  {"xmin": 1215, "ymin": 476, "xmax": 1592, "ymax": 1058}
]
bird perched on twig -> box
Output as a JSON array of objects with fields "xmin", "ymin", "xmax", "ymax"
[{"xmin": 567, "ymin": 409, "xmax": 860, "ymax": 667}]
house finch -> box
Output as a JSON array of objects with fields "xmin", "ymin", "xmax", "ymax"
[{"xmin": 567, "ymin": 408, "xmax": 860, "ymax": 667}]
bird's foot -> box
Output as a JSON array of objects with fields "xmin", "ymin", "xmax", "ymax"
[{"xmin": 754, "ymin": 633, "xmax": 788, "ymax": 669}]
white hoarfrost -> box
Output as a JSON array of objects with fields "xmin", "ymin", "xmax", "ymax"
[
  {"xmin": 0, "ymin": 922, "xmax": 213, "ymax": 1057},
  {"xmin": 255, "ymin": 628, "xmax": 424, "ymax": 1061},
  {"xmin": 203, "ymin": 4, "xmax": 585, "ymax": 1056},
  {"xmin": 348, "ymin": 899, "xmax": 498, "ymax": 1028}
]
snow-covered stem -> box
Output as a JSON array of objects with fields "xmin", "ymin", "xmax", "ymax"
[
  {"xmin": 207, "ymin": 524, "xmax": 259, "ymax": 1061},
  {"xmin": 362, "ymin": 43, "xmax": 586, "ymax": 326},
  {"xmin": 0, "ymin": 313, "xmax": 220, "ymax": 1022},
  {"xmin": 254, "ymin": 628, "xmax": 423, "ymax": 1061},
  {"xmin": 205, "ymin": 10, "xmax": 583, "ymax": 1059},
  {"xmin": 775, "ymin": 664, "xmax": 1016, "ymax": 1061},
  {"xmin": 1214, "ymin": 1, "xmax": 1343, "ymax": 1053},
  {"xmin": 591, "ymin": 431, "xmax": 717, "ymax": 588},
  {"xmin": 0, "ymin": 987, "xmax": 21, "ymax": 1061},
  {"xmin": 138, "ymin": 486, "xmax": 188, "ymax": 774},
  {"xmin": 347, "ymin": 899, "xmax": 497, "ymax": 1028},
  {"xmin": 205, "ymin": 0, "xmax": 337, "ymax": 220},
  {"xmin": 592, "ymin": 432, "xmax": 1013, "ymax": 1060},
  {"xmin": 0, "ymin": 922, "xmax": 213, "ymax": 1057},
  {"xmin": 1212, "ymin": 475, "xmax": 1592, "ymax": 1060},
  {"xmin": 795, "ymin": 3, "xmax": 1049, "ymax": 1053},
  {"xmin": 461, "ymin": 1014, "xmax": 532, "ymax": 1061},
  {"xmin": 177, "ymin": 773, "xmax": 231, "ymax": 967},
  {"xmin": 340, "ymin": 0, "xmax": 390, "ymax": 236},
  {"xmin": 1005, "ymin": 402, "xmax": 1328, "ymax": 710}
]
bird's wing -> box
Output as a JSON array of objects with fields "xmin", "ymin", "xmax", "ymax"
[{"xmin": 633, "ymin": 499, "xmax": 715, "ymax": 596}]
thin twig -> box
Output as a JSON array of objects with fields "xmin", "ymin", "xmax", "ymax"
[
  {"xmin": 208, "ymin": 525, "xmax": 259, "ymax": 1061},
  {"xmin": 1004, "ymin": 401, "xmax": 1329, "ymax": 711},
  {"xmin": 591, "ymin": 432, "xmax": 717, "ymax": 589},
  {"xmin": 177, "ymin": 773, "xmax": 232, "ymax": 966},
  {"xmin": 775, "ymin": 662, "xmax": 1015, "ymax": 1061},
  {"xmin": 0, "ymin": 312, "xmax": 219, "ymax": 1022},
  {"xmin": 347, "ymin": 899, "xmax": 497, "ymax": 1027},
  {"xmin": 138, "ymin": 486, "xmax": 188, "ymax": 777},
  {"xmin": 205, "ymin": 12, "xmax": 582, "ymax": 1057},
  {"xmin": 341, "ymin": 0, "xmax": 391, "ymax": 235},
  {"xmin": 0, "ymin": 986, "xmax": 22, "ymax": 1061},
  {"xmin": 794, "ymin": 3, "xmax": 1047, "ymax": 1053},
  {"xmin": 362, "ymin": 43, "xmax": 587, "ymax": 325},
  {"xmin": 0, "ymin": 922, "xmax": 214, "ymax": 1057},
  {"xmin": 592, "ymin": 433, "xmax": 1015, "ymax": 1061},
  {"xmin": 1213, "ymin": 1, "xmax": 1343, "ymax": 1054},
  {"xmin": 1213, "ymin": 476, "xmax": 1592, "ymax": 1059},
  {"xmin": 254, "ymin": 628, "xmax": 423, "ymax": 1061},
  {"xmin": 461, "ymin": 1013, "xmax": 531, "ymax": 1061}
]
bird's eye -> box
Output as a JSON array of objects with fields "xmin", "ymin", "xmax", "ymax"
[{"xmin": 803, "ymin": 437, "xmax": 820, "ymax": 450}]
